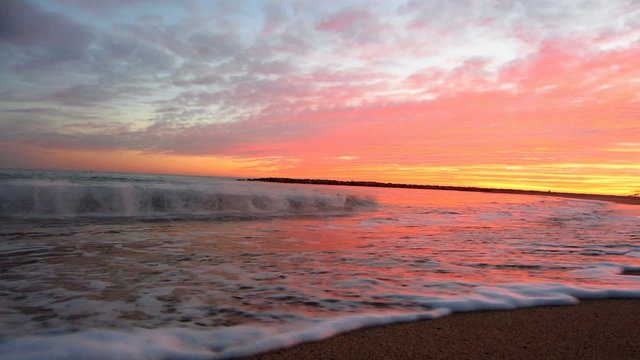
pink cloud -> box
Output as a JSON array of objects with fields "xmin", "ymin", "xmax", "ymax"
[{"xmin": 317, "ymin": 10, "xmax": 369, "ymax": 32}]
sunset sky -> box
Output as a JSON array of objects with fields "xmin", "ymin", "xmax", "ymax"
[{"xmin": 1, "ymin": 0, "xmax": 639, "ymax": 195}]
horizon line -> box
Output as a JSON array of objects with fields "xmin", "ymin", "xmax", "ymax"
[{"xmin": 246, "ymin": 177, "xmax": 640, "ymax": 205}]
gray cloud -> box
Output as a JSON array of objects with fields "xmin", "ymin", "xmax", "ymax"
[
  {"xmin": 0, "ymin": 106, "xmax": 318, "ymax": 156},
  {"xmin": 1, "ymin": 0, "xmax": 315, "ymax": 127},
  {"xmin": 55, "ymin": 0, "xmax": 142, "ymax": 15},
  {"xmin": 0, "ymin": 0, "xmax": 94, "ymax": 70},
  {"xmin": 262, "ymin": 1, "xmax": 290, "ymax": 34},
  {"xmin": 316, "ymin": 8, "xmax": 390, "ymax": 45},
  {"xmin": 1, "ymin": 107, "xmax": 103, "ymax": 120},
  {"xmin": 36, "ymin": 84, "xmax": 116, "ymax": 107}
]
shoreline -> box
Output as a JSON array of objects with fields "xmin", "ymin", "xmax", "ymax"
[
  {"xmin": 242, "ymin": 298, "xmax": 640, "ymax": 360},
  {"xmin": 244, "ymin": 178, "xmax": 640, "ymax": 205}
]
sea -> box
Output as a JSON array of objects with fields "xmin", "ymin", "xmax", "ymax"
[{"xmin": 1, "ymin": 169, "xmax": 639, "ymax": 359}]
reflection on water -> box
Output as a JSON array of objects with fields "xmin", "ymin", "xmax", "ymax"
[{"xmin": 1, "ymin": 186, "xmax": 640, "ymax": 337}]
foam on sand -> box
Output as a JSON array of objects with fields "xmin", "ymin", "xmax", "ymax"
[{"xmin": 2, "ymin": 271, "xmax": 640, "ymax": 360}]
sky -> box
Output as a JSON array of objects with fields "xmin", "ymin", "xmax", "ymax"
[{"xmin": 1, "ymin": 0, "xmax": 639, "ymax": 195}]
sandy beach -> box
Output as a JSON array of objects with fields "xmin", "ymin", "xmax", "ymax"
[{"xmin": 243, "ymin": 298, "xmax": 640, "ymax": 360}]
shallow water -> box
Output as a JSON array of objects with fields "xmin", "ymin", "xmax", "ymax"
[{"xmin": 1, "ymin": 170, "xmax": 639, "ymax": 359}]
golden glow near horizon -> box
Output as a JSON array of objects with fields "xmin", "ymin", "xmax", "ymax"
[{"xmin": 1, "ymin": 1, "xmax": 639, "ymax": 196}]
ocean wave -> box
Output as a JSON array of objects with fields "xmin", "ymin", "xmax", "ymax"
[{"xmin": 0, "ymin": 179, "xmax": 376, "ymax": 220}]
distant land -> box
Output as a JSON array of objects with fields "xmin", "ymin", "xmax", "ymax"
[{"xmin": 244, "ymin": 177, "xmax": 640, "ymax": 205}]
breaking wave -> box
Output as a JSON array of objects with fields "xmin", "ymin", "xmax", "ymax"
[{"xmin": 0, "ymin": 179, "xmax": 376, "ymax": 220}]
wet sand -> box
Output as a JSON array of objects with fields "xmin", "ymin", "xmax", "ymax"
[{"xmin": 242, "ymin": 298, "xmax": 640, "ymax": 360}]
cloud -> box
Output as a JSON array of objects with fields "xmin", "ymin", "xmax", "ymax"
[
  {"xmin": 332, "ymin": 156, "xmax": 359, "ymax": 160},
  {"xmin": 97, "ymin": 34, "xmax": 177, "ymax": 75},
  {"xmin": 0, "ymin": 0, "xmax": 638, "ymax": 194},
  {"xmin": 4, "ymin": 31, "xmax": 638, "ymax": 162},
  {"xmin": 317, "ymin": 9, "xmax": 370, "ymax": 33},
  {"xmin": 37, "ymin": 84, "xmax": 116, "ymax": 107},
  {"xmin": 0, "ymin": 0, "xmax": 94, "ymax": 70},
  {"xmin": 56, "ymin": 0, "xmax": 141, "ymax": 15},
  {"xmin": 316, "ymin": 7, "xmax": 392, "ymax": 47},
  {"xmin": 261, "ymin": 1, "xmax": 290, "ymax": 35}
]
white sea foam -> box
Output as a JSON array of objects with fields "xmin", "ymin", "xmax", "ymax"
[{"xmin": 3, "ymin": 278, "xmax": 640, "ymax": 360}]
